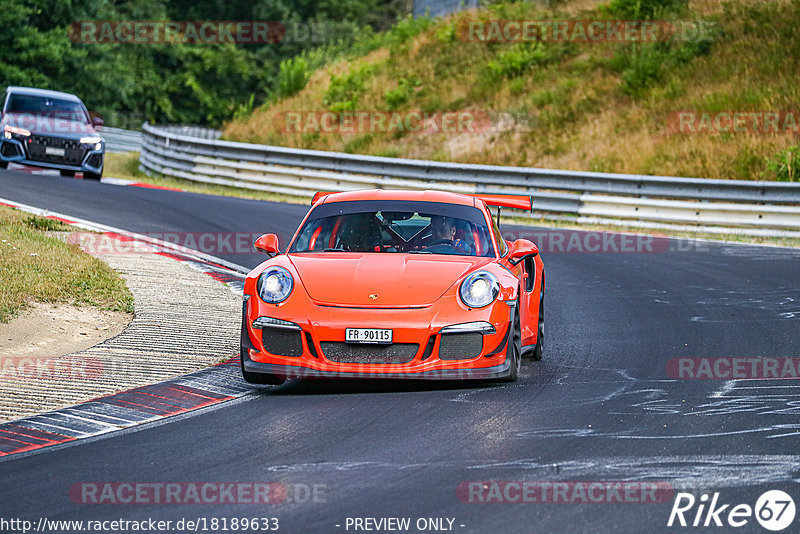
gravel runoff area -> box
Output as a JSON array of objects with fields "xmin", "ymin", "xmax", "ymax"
[{"xmin": 0, "ymin": 239, "xmax": 242, "ymax": 422}]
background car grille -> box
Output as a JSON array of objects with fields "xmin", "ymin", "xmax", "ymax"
[
  {"xmin": 438, "ymin": 333, "xmax": 483, "ymax": 360},
  {"xmin": 26, "ymin": 135, "xmax": 86, "ymax": 165},
  {"xmin": 320, "ymin": 342, "xmax": 419, "ymax": 364},
  {"xmin": 261, "ymin": 329, "xmax": 303, "ymax": 357}
]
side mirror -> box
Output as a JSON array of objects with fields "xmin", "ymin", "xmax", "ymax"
[
  {"xmin": 92, "ymin": 116, "xmax": 104, "ymax": 128},
  {"xmin": 254, "ymin": 233, "xmax": 280, "ymax": 254},
  {"xmin": 507, "ymin": 239, "xmax": 539, "ymax": 265}
]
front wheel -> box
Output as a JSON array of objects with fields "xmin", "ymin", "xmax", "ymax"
[
  {"xmin": 499, "ymin": 301, "xmax": 521, "ymax": 382},
  {"xmin": 0, "ymin": 161, "xmax": 8, "ymax": 169},
  {"xmin": 240, "ymin": 346, "xmax": 286, "ymax": 385},
  {"xmin": 60, "ymin": 169, "xmax": 75, "ymax": 177},
  {"xmin": 83, "ymin": 170, "xmax": 102, "ymax": 181}
]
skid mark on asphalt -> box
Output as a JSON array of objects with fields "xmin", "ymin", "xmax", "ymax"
[
  {"xmin": 497, "ymin": 376, "xmax": 800, "ymax": 441},
  {"xmin": 466, "ymin": 455, "xmax": 800, "ymax": 488},
  {"xmin": 202, "ymin": 455, "xmax": 800, "ymax": 488},
  {"xmin": 477, "ymin": 361, "xmax": 800, "ymax": 442},
  {"xmin": 684, "ymin": 287, "xmax": 800, "ymax": 322}
]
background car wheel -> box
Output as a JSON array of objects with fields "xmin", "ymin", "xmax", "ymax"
[
  {"xmin": 531, "ymin": 281, "xmax": 544, "ymax": 361},
  {"xmin": 83, "ymin": 170, "xmax": 102, "ymax": 180},
  {"xmin": 499, "ymin": 300, "xmax": 522, "ymax": 382},
  {"xmin": 60, "ymin": 169, "xmax": 75, "ymax": 177},
  {"xmin": 240, "ymin": 346, "xmax": 286, "ymax": 385}
]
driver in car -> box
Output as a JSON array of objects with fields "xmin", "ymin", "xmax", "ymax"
[{"xmin": 426, "ymin": 216, "xmax": 473, "ymax": 254}]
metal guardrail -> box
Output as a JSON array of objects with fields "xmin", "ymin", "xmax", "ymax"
[
  {"xmin": 100, "ymin": 126, "xmax": 143, "ymax": 153},
  {"xmin": 139, "ymin": 123, "xmax": 800, "ymax": 236},
  {"xmin": 103, "ymin": 125, "xmax": 221, "ymax": 153}
]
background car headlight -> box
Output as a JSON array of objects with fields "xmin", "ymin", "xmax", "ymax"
[
  {"xmin": 4, "ymin": 125, "xmax": 31, "ymax": 138},
  {"xmin": 459, "ymin": 271, "xmax": 500, "ymax": 308},
  {"xmin": 257, "ymin": 266, "xmax": 294, "ymax": 303}
]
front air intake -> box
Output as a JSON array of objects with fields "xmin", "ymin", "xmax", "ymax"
[{"xmin": 438, "ymin": 333, "xmax": 483, "ymax": 360}]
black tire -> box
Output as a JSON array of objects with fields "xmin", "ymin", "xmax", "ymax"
[
  {"xmin": 0, "ymin": 161, "xmax": 8, "ymax": 169},
  {"xmin": 499, "ymin": 300, "xmax": 522, "ymax": 382},
  {"xmin": 531, "ymin": 279, "xmax": 544, "ymax": 361},
  {"xmin": 83, "ymin": 170, "xmax": 102, "ymax": 181},
  {"xmin": 240, "ymin": 346, "xmax": 286, "ymax": 385},
  {"xmin": 60, "ymin": 169, "xmax": 75, "ymax": 177}
]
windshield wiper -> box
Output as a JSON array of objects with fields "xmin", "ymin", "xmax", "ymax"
[
  {"xmin": 324, "ymin": 247, "xmax": 347, "ymax": 252},
  {"xmin": 408, "ymin": 250, "xmax": 432, "ymax": 254}
]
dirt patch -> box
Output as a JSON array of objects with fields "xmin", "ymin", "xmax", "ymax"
[{"xmin": 0, "ymin": 303, "xmax": 131, "ymax": 359}]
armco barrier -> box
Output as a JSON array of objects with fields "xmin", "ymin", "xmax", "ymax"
[
  {"xmin": 139, "ymin": 123, "xmax": 800, "ymax": 236},
  {"xmin": 100, "ymin": 126, "xmax": 143, "ymax": 153}
]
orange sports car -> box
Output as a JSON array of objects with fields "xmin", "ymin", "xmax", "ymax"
[{"xmin": 240, "ymin": 189, "xmax": 544, "ymax": 384}]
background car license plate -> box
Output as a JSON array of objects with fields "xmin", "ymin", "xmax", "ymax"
[
  {"xmin": 45, "ymin": 147, "xmax": 65, "ymax": 157},
  {"xmin": 345, "ymin": 328, "xmax": 392, "ymax": 344}
]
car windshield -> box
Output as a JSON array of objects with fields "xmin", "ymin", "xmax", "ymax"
[
  {"xmin": 289, "ymin": 200, "xmax": 495, "ymax": 257},
  {"xmin": 6, "ymin": 95, "xmax": 88, "ymax": 123}
]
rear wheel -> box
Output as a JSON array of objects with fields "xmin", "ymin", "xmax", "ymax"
[
  {"xmin": 240, "ymin": 346, "xmax": 286, "ymax": 385},
  {"xmin": 60, "ymin": 169, "xmax": 75, "ymax": 177},
  {"xmin": 499, "ymin": 301, "xmax": 521, "ymax": 382},
  {"xmin": 531, "ymin": 280, "xmax": 544, "ymax": 361}
]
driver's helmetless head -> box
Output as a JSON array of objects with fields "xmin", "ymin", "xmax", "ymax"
[{"xmin": 431, "ymin": 216, "xmax": 456, "ymax": 240}]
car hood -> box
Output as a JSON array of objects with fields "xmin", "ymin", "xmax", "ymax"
[
  {"xmin": 288, "ymin": 253, "xmax": 492, "ymax": 307},
  {"xmin": 1, "ymin": 113, "xmax": 98, "ymax": 139}
]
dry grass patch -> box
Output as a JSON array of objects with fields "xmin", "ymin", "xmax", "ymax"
[
  {"xmin": 222, "ymin": 0, "xmax": 799, "ymax": 181},
  {"xmin": 0, "ymin": 206, "xmax": 134, "ymax": 323}
]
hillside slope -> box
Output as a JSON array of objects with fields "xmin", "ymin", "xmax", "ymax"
[{"xmin": 223, "ymin": 0, "xmax": 799, "ymax": 181}]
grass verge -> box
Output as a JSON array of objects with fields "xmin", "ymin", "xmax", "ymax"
[{"xmin": 0, "ymin": 206, "xmax": 135, "ymax": 323}]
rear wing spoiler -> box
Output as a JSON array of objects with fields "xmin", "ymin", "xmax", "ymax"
[
  {"xmin": 311, "ymin": 191, "xmax": 334, "ymax": 205},
  {"xmin": 469, "ymin": 194, "xmax": 533, "ymax": 212},
  {"xmin": 311, "ymin": 191, "xmax": 533, "ymax": 211}
]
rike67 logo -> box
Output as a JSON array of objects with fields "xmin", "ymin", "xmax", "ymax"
[{"xmin": 668, "ymin": 490, "xmax": 796, "ymax": 531}]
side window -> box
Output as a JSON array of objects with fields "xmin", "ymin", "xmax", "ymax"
[{"xmin": 491, "ymin": 215, "xmax": 507, "ymax": 256}]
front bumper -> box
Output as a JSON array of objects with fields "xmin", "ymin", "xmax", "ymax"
[
  {"xmin": 0, "ymin": 135, "xmax": 104, "ymax": 174},
  {"xmin": 241, "ymin": 297, "xmax": 515, "ymax": 380},
  {"xmin": 241, "ymin": 352, "xmax": 513, "ymax": 380}
]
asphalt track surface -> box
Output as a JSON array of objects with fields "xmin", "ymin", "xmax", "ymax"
[{"xmin": 1, "ymin": 168, "xmax": 800, "ymax": 533}]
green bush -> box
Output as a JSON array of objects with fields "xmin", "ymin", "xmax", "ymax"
[
  {"xmin": 766, "ymin": 146, "xmax": 800, "ymax": 181},
  {"xmin": 614, "ymin": 34, "xmax": 713, "ymax": 95},
  {"xmin": 344, "ymin": 135, "xmax": 373, "ymax": 153},
  {"xmin": 385, "ymin": 15, "xmax": 434, "ymax": 48},
  {"xmin": 617, "ymin": 44, "xmax": 665, "ymax": 95},
  {"xmin": 323, "ymin": 64, "xmax": 377, "ymax": 112},
  {"xmin": 601, "ymin": 0, "xmax": 689, "ymax": 19},
  {"xmin": 276, "ymin": 57, "xmax": 311, "ymax": 100},
  {"xmin": 383, "ymin": 77, "xmax": 421, "ymax": 110},
  {"xmin": 486, "ymin": 43, "xmax": 550, "ymax": 80}
]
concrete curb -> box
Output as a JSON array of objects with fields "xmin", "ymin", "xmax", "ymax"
[{"xmin": 0, "ymin": 199, "xmax": 255, "ymax": 457}]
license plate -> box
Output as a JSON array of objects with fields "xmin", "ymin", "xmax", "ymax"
[
  {"xmin": 45, "ymin": 147, "xmax": 65, "ymax": 157},
  {"xmin": 345, "ymin": 328, "xmax": 392, "ymax": 344}
]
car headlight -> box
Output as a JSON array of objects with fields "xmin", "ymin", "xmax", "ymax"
[
  {"xmin": 4, "ymin": 125, "xmax": 31, "ymax": 138},
  {"xmin": 257, "ymin": 266, "xmax": 294, "ymax": 304},
  {"xmin": 459, "ymin": 271, "xmax": 500, "ymax": 308},
  {"xmin": 80, "ymin": 136, "xmax": 102, "ymax": 145}
]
